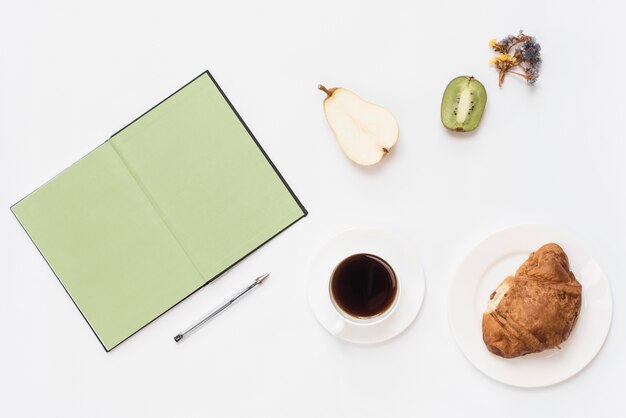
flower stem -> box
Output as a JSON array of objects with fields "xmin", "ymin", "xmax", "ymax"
[{"xmin": 509, "ymin": 71, "xmax": 529, "ymax": 79}]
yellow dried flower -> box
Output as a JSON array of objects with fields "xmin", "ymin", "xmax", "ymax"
[
  {"xmin": 503, "ymin": 53, "xmax": 516, "ymax": 62},
  {"xmin": 490, "ymin": 54, "xmax": 517, "ymax": 66},
  {"xmin": 489, "ymin": 38, "xmax": 497, "ymax": 48}
]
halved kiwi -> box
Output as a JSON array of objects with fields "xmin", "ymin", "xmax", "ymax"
[{"xmin": 441, "ymin": 76, "xmax": 487, "ymax": 132}]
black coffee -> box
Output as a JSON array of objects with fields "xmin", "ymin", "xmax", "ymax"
[{"xmin": 330, "ymin": 253, "xmax": 397, "ymax": 318}]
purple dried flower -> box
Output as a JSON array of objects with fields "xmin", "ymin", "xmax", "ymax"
[
  {"xmin": 526, "ymin": 67, "xmax": 540, "ymax": 85},
  {"xmin": 498, "ymin": 35, "xmax": 516, "ymax": 50},
  {"xmin": 520, "ymin": 39, "xmax": 542, "ymax": 66}
]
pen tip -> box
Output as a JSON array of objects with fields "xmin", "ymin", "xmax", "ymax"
[
  {"xmin": 174, "ymin": 334, "xmax": 183, "ymax": 343},
  {"xmin": 256, "ymin": 273, "xmax": 270, "ymax": 284}
]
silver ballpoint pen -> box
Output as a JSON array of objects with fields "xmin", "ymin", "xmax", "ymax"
[{"xmin": 174, "ymin": 273, "xmax": 269, "ymax": 342}]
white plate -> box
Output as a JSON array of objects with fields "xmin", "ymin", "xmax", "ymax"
[
  {"xmin": 307, "ymin": 229, "xmax": 425, "ymax": 344},
  {"xmin": 448, "ymin": 225, "xmax": 613, "ymax": 387}
]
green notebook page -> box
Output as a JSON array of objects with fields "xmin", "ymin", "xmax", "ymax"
[{"xmin": 11, "ymin": 72, "xmax": 307, "ymax": 351}]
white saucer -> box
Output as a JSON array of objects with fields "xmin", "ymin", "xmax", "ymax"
[
  {"xmin": 448, "ymin": 225, "xmax": 613, "ymax": 387},
  {"xmin": 307, "ymin": 228, "xmax": 425, "ymax": 344}
]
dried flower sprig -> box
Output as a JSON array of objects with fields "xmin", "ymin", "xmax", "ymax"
[{"xmin": 489, "ymin": 30, "xmax": 541, "ymax": 87}]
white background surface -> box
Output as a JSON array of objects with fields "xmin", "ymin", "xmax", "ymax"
[{"xmin": 1, "ymin": 1, "xmax": 624, "ymax": 416}]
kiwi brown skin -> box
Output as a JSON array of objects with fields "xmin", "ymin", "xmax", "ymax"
[{"xmin": 441, "ymin": 76, "xmax": 487, "ymax": 132}]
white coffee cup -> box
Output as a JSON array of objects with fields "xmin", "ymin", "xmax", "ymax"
[{"xmin": 328, "ymin": 253, "xmax": 401, "ymax": 335}]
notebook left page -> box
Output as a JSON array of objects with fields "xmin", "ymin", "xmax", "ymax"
[{"xmin": 11, "ymin": 142, "xmax": 203, "ymax": 351}]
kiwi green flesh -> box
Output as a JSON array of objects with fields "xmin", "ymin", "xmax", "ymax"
[{"xmin": 441, "ymin": 76, "xmax": 487, "ymax": 132}]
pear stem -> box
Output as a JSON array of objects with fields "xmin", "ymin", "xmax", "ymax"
[{"xmin": 318, "ymin": 84, "xmax": 332, "ymax": 97}]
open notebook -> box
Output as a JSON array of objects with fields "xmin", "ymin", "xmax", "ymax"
[{"xmin": 11, "ymin": 71, "xmax": 307, "ymax": 351}]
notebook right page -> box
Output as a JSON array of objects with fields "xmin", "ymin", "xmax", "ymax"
[{"xmin": 110, "ymin": 72, "xmax": 306, "ymax": 281}]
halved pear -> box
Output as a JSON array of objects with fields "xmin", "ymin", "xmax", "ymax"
[{"xmin": 319, "ymin": 85, "xmax": 399, "ymax": 166}]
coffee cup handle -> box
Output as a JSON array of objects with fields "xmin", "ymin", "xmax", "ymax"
[{"xmin": 331, "ymin": 319, "xmax": 346, "ymax": 336}]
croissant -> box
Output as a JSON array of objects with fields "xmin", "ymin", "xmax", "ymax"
[{"xmin": 482, "ymin": 243, "xmax": 582, "ymax": 358}]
